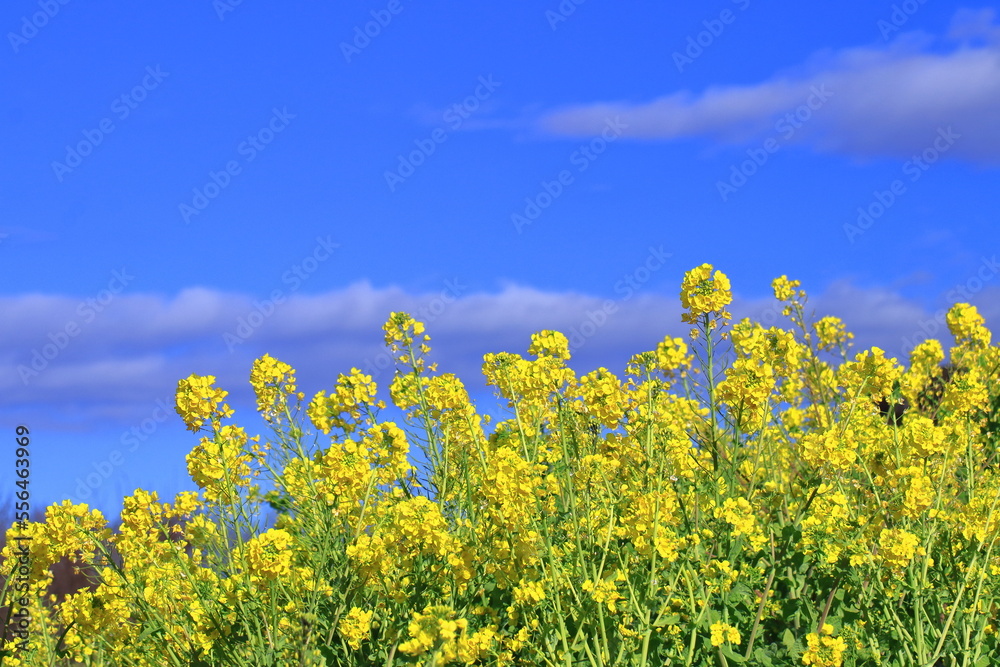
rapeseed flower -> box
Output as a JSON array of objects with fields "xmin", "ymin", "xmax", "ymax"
[
  {"xmin": 813, "ymin": 316, "xmax": 854, "ymax": 353},
  {"xmin": 947, "ymin": 303, "xmax": 991, "ymax": 347},
  {"xmin": 10, "ymin": 269, "xmax": 1000, "ymax": 666},
  {"xmin": 838, "ymin": 347, "xmax": 902, "ymax": 403},
  {"xmin": 243, "ymin": 528, "xmax": 295, "ymax": 580},
  {"xmin": 528, "ymin": 329, "xmax": 571, "ymax": 361},
  {"xmin": 802, "ymin": 623, "xmax": 848, "ymax": 667},
  {"xmin": 175, "ymin": 373, "xmax": 232, "ymax": 432},
  {"xmin": 772, "ymin": 275, "xmax": 802, "ymax": 303},
  {"xmin": 655, "ymin": 335, "xmax": 692, "ymax": 378},
  {"xmin": 185, "ymin": 424, "xmax": 257, "ymax": 504},
  {"xmin": 337, "ymin": 607, "xmax": 374, "ymax": 650},
  {"xmin": 249, "ymin": 353, "xmax": 302, "ymax": 424},
  {"xmin": 582, "ymin": 570, "xmax": 626, "ymax": 613},
  {"xmin": 709, "ymin": 621, "xmax": 741, "ymax": 646},
  {"xmin": 680, "ymin": 263, "xmax": 732, "ymax": 326},
  {"xmin": 308, "ymin": 367, "xmax": 383, "ymax": 434},
  {"xmin": 877, "ymin": 527, "xmax": 921, "ymax": 571}
]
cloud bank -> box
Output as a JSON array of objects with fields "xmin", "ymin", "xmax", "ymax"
[
  {"xmin": 536, "ymin": 9, "xmax": 1000, "ymax": 163},
  {"xmin": 3, "ymin": 278, "xmax": 997, "ymax": 433}
]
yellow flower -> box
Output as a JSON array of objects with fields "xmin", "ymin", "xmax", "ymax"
[
  {"xmin": 582, "ymin": 573, "xmax": 625, "ymax": 614},
  {"xmin": 185, "ymin": 424, "xmax": 257, "ymax": 504},
  {"xmin": 717, "ymin": 358, "xmax": 776, "ymax": 432},
  {"xmin": 710, "ymin": 621, "xmax": 742, "ymax": 647},
  {"xmin": 249, "ymin": 354, "xmax": 301, "ymax": 423},
  {"xmin": 528, "ymin": 329, "xmax": 571, "ymax": 361},
  {"xmin": 512, "ymin": 578, "xmax": 546, "ymax": 605},
  {"xmin": 175, "ymin": 374, "xmax": 232, "ymax": 432},
  {"xmin": 946, "ymin": 303, "xmax": 991, "ymax": 346},
  {"xmin": 338, "ymin": 607, "xmax": 374, "ymax": 650},
  {"xmin": 713, "ymin": 497, "xmax": 767, "ymax": 552},
  {"xmin": 398, "ymin": 605, "xmax": 470, "ymax": 660},
  {"xmin": 383, "ymin": 312, "xmax": 432, "ymax": 371},
  {"xmin": 900, "ymin": 415, "xmax": 945, "ymax": 458},
  {"xmin": 877, "ymin": 527, "xmax": 920, "ymax": 571},
  {"xmin": 814, "ymin": 316, "xmax": 854, "ymax": 353},
  {"xmin": 680, "ymin": 263, "xmax": 732, "ymax": 325},
  {"xmin": 939, "ymin": 366, "xmax": 989, "ymax": 417},
  {"xmin": 772, "ymin": 275, "xmax": 802, "ymax": 302},
  {"xmin": 837, "ymin": 347, "xmax": 902, "ymax": 402},
  {"xmin": 802, "ymin": 623, "xmax": 847, "ymax": 666},
  {"xmin": 799, "ymin": 427, "xmax": 857, "ymax": 473},
  {"xmin": 578, "ymin": 368, "xmax": 629, "ymax": 429},
  {"xmin": 799, "ymin": 486, "xmax": 853, "ymax": 565},
  {"xmin": 307, "ymin": 367, "xmax": 383, "ymax": 434},
  {"xmin": 243, "ymin": 528, "xmax": 295, "ymax": 580},
  {"xmin": 894, "ymin": 466, "xmax": 935, "ymax": 519},
  {"xmin": 700, "ymin": 559, "xmax": 739, "ymax": 595},
  {"xmin": 909, "ymin": 338, "xmax": 945, "ymax": 370},
  {"xmin": 655, "ymin": 336, "xmax": 692, "ymax": 377}
]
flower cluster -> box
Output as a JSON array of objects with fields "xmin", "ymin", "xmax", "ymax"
[
  {"xmin": 680, "ymin": 262, "xmax": 732, "ymax": 328},
  {"xmin": 5, "ymin": 264, "xmax": 1000, "ymax": 667},
  {"xmin": 802, "ymin": 623, "xmax": 848, "ymax": 667},
  {"xmin": 307, "ymin": 367, "xmax": 383, "ymax": 435},
  {"xmin": 250, "ymin": 353, "xmax": 303, "ymax": 424},
  {"xmin": 175, "ymin": 373, "xmax": 232, "ymax": 432}
]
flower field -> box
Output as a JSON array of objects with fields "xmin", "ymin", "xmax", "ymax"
[{"xmin": 2, "ymin": 264, "xmax": 999, "ymax": 666}]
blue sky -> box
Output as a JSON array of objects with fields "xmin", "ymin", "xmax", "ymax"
[{"xmin": 2, "ymin": 1, "xmax": 999, "ymax": 521}]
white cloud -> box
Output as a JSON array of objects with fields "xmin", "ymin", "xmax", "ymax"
[
  {"xmin": 1, "ymin": 279, "xmax": 996, "ymax": 432},
  {"xmin": 948, "ymin": 7, "xmax": 1000, "ymax": 44},
  {"xmin": 535, "ymin": 10, "xmax": 1000, "ymax": 162}
]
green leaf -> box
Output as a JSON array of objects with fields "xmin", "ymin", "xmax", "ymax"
[
  {"xmin": 654, "ymin": 614, "xmax": 680, "ymax": 627},
  {"xmin": 841, "ymin": 605, "xmax": 862, "ymax": 623},
  {"xmin": 781, "ymin": 525, "xmax": 800, "ymax": 542},
  {"xmin": 136, "ymin": 623, "xmax": 163, "ymax": 643},
  {"xmin": 720, "ymin": 644, "xmax": 746, "ymax": 662},
  {"xmin": 753, "ymin": 648, "xmax": 775, "ymax": 666},
  {"xmin": 782, "ymin": 628, "xmax": 796, "ymax": 651},
  {"xmin": 730, "ymin": 581, "xmax": 754, "ymax": 600}
]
